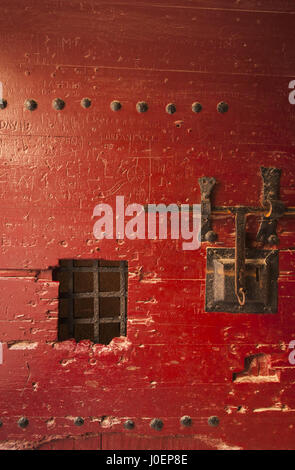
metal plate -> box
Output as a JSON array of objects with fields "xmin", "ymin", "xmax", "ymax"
[{"xmin": 205, "ymin": 248, "xmax": 279, "ymax": 313}]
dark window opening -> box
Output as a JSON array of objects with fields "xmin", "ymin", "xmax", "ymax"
[{"xmin": 53, "ymin": 259, "xmax": 128, "ymax": 344}]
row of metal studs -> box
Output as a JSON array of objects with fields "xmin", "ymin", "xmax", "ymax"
[
  {"xmin": 0, "ymin": 98, "xmax": 229, "ymax": 114},
  {"xmin": 0, "ymin": 415, "xmax": 220, "ymax": 429}
]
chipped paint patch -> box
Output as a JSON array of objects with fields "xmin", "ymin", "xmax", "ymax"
[
  {"xmin": 234, "ymin": 374, "xmax": 280, "ymax": 383},
  {"xmin": 197, "ymin": 435, "xmax": 243, "ymax": 450},
  {"xmin": 60, "ymin": 358, "xmax": 77, "ymax": 366},
  {"xmin": 8, "ymin": 341, "xmax": 38, "ymax": 350},
  {"xmin": 100, "ymin": 416, "xmax": 121, "ymax": 428}
]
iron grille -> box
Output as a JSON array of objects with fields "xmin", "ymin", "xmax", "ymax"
[{"xmin": 53, "ymin": 259, "xmax": 128, "ymax": 344}]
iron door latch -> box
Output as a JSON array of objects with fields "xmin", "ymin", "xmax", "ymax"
[{"xmin": 199, "ymin": 167, "xmax": 293, "ymax": 313}]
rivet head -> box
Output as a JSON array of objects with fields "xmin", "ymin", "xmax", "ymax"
[
  {"xmin": 205, "ymin": 230, "xmax": 217, "ymax": 243},
  {"xmin": 124, "ymin": 419, "xmax": 135, "ymax": 430},
  {"xmin": 180, "ymin": 415, "xmax": 192, "ymax": 427},
  {"xmin": 208, "ymin": 416, "xmax": 219, "ymax": 427},
  {"xmin": 18, "ymin": 417, "xmax": 29, "ymax": 428},
  {"xmin": 53, "ymin": 98, "xmax": 65, "ymax": 110},
  {"xmin": 25, "ymin": 99, "xmax": 37, "ymax": 111},
  {"xmin": 81, "ymin": 98, "xmax": 91, "ymax": 109},
  {"xmin": 268, "ymin": 234, "xmax": 279, "ymax": 245},
  {"xmin": 217, "ymin": 101, "xmax": 229, "ymax": 113},
  {"xmin": 74, "ymin": 417, "xmax": 84, "ymax": 426},
  {"xmin": 150, "ymin": 418, "xmax": 163, "ymax": 430},
  {"xmin": 0, "ymin": 99, "xmax": 7, "ymax": 110},
  {"xmin": 192, "ymin": 102, "xmax": 202, "ymax": 113},
  {"xmin": 0, "ymin": 419, "xmax": 3, "ymax": 427},
  {"xmin": 110, "ymin": 100, "xmax": 122, "ymax": 111},
  {"xmin": 166, "ymin": 103, "xmax": 176, "ymax": 114},
  {"xmin": 136, "ymin": 101, "xmax": 148, "ymax": 113}
]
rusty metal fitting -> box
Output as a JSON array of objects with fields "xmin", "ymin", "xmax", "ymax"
[
  {"xmin": 205, "ymin": 230, "xmax": 217, "ymax": 243},
  {"xmin": 74, "ymin": 417, "xmax": 84, "ymax": 426},
  {"xmin": 208, "ymin": 416, "xmax": 219, "ymax": 427},
  {"xmin": 136, "ymin": 101, "xmax": 148, "ymax": 113},
  {"xmin": 53, "ymin": 98, "xmax": 65, "ymax": 110},
  {"xmin": 81, "ymin": 98, "xmax": 91, "ymax": 108},
  {"xmin": 0, "ymin": 99, "xmax": 7, "ymax": 109},
  {"xmin": 267, "ymin": 234, "xmax": 279, "ymax": 245},
  {"xmin": 264, "ymin": 200, "xmax": 285, "ymax": 219},
  {"xmin": 180, "ymin": 415, "xmax": 192, "ymax": 427},
  {"xmin": 18, "ymin": 417, "xmax": 29, "ymax": 428},
  {"xmin": 124, "ymin": 419, "xmax": 135, "ymax": 430},
  {"xmin": 110, "ymin": 100, "xmax": 122, "ymax": 111},
  {"xmin": 192, "ymin": 102, "xmax": 202, "ymax": 113},
  {"xmin": 150, "ymin": 418, "xmax": 163, "ymax": 430},
  {"xmin": 166, "ymin": 103, "xmax": 176, "ymax": 114},
  {"xmin": 217, "ymin": 101, "xmax": 229, "ymax": 113},
  {"xmin": 25, "ymin": 99, "xmax": 37, "ymax": 111}
]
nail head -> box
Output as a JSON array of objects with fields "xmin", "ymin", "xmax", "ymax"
[
  {"xmin": 53, "ymin": 98, "xmax": 65, "ymax": 110},
  {"xmin": 136, "ymin": 101, "xmax": 148, "ymax": 113}
]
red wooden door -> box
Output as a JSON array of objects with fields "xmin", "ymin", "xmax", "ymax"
[{"xmin": 0, "ymin": 0, "xmax": 295, "ymax": 451}]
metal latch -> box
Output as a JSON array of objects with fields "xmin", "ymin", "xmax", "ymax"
[{"xmin": 200, "ymin": 167, "xmax": 292, "ymax": 313}]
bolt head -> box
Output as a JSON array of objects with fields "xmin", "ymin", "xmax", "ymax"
[
  {"xmin": 0, "ymin": 99, "xmax": 7, "ymax": 110},
  {"xmin": 53, "ymin": 98, "xmax": 65, "ymax": 110},
  {"xmin": 25, "ymin": 99, "xmax": 37, "ymax": 111},
  {"xmin": 81, "ymin": 98, "xmax": 91, "ymax": 109},
  {"xmin": 217, "ymin": 101, "xmax": 229, "ymax": 113},
  {"xmin": 192, "ymin": 102, "xmax": 202, "ymax": 113},
  {"xmin": 136, "ymin": 101, "xmax": 148, "ymax": 113},
  {"xmin": 268, "ymin": 234, "xmax": 279, "ymax": 245},
  {"xmin": 74, "ymin": 417, "xmax": 84, "ymax": 426},
  {"xmin": 180, "ymin": 415, "xmax": 192, "ymax": 427},
  {"xmin": 18, "ymin": 417, "xmax": 29, "ymax": 428},
  {"xmin": 150, "ymin": 418, "xmax": 163, "ymax": 430},
  {"xmin": 124, "ymin": 419, "xmax": 135, "ymax": 430},
  {"xmin": 166, "ymin": 103, "xmax": 176, "ymax": 114},
  {"xmin": 110, "ymin": 100, "xmax": 122, "ymax": 111},
  {"xmin": 208, "ymin": 416, "xmax": 219, "ymax": 427}
]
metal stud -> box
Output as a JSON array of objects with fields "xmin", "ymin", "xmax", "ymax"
[
  {"xmin": 208, "ymin": 416, "xmax": 219, "ymax": 427},
  {"xmin": 166, "ymin": 103, "xmax": 176, "ymax": 114},
  {"xmin": 0, "ymin": 99, "xmax": 7, "ymax": 110},
  {"xmin": 267, "ymin": 234, "xmax": 279, "ymax": 245},
  {"xmin": 150, "ymin": 418, "xmax": 163, "ymax": 430},
  {"xmin": 52, "ymin": 98, "xmax": 65, "ymax": 110},
  {"xmin": 81, "ymin": 98, "xmax": 91, "ymax": 109},
  {"xmin": 180, "ymin": 415, "xmax": 192, "ymax": 427},
  {"xmin": 124, "ymin": 419, "xmax": 135, "ymax": 430},
  {"xmin": 192, "ymin": 102, "xmax": 202, "ymax": 113},
  {"xmin": 217, "ymin": 101, "xmax": 229, "ymax": 113},
  {"xmin": 110, "ymin": 100, "xmax": 122, "ymax": 111},
  {"xmin": 205, "ymin": 230, "xmax": 217, "ymax": 243},
  {"xmin": 74, "ymin": 417, "xmax": 84, "ymax": 426},
  {"xmin": 18, "ymin": 417, "xmax": 29, "ymax": 428},
  {"xmin": 25, "ymin": 99, "xmax": 37, "ymax": 111},
  {"xmin": 136, "ymin": 101, "xmax": 148, "ymax": 113}
]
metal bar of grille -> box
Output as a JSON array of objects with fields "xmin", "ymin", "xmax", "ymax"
[
  {"xmin": 93, "ymin": 260, "xmax": 100, "ymax": 343},
  {"xmin": 119, "ymin": 261, "xmax": 127, "ymax": 336},
  {"xmin": 57, "ymin": 266, "xmax": 127, "ymax": 273},
  {"xmin": 100, "ymin": 317, "xmax": 121, "ymax": 324},
  {"xmin": 60, "ymin": 291, "xmax": 122, "ymax": 299},
  {"xmin": 57, "ymin": 259, "xmax": 128, "ymax": 343},
  {"xmin": 68, "ymin": 259, "xmax": 74, "ymax": 338}
]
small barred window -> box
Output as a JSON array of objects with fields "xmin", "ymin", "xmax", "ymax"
[{"xmin": 53, "ymin": 259, "xmax": 128, "ymax": 344}]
